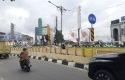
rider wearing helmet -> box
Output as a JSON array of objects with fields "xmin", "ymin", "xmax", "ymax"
[
  {"xmin": 20, "ymin": 48, "xmax": 29, "ymax": 61},
  {"xmin": 20, "ymin": 48, "xmax": 30, "ymax": 69}
]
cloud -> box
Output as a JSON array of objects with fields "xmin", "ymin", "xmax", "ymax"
[
  {"xmin": 6, "ymin": 7, "xmax": 29, "ymax": 18},
  {"xmin": 0, "ymin": 0, "xmax": 125, "ymax": 41}
]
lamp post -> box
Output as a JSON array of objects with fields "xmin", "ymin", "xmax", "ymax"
[
  {"xmin": 48, "ymin": 1, "xmax": 70, "ymax": 45},
  {"xmin": 77, "ymin": 6, "xmax": 81, "ymax": 47}
]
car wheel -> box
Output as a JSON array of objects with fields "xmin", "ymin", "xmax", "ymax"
[{"xmin": 93, "ymin": 70, "xmax": 115, "ymax": 80}]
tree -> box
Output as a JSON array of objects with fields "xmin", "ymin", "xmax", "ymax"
[
  {"xmin": 45, "ymin": 35, "xmax": 49, "ymax": 41},
  {"xmin": 40, "ymin": 35, "xmax": 45, "ymax": 46},
  {"xmin": 54, "ymin": 30, "xmax": 64, "ymax": 45}
]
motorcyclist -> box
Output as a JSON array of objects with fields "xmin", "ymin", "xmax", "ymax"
[
  {"xmin": 20, "ymin": 48, "xmax": 29, "ymax": 61},
  {"xmin": 19, "ymin": 48, "xmax": 31, "ymax": 69}
]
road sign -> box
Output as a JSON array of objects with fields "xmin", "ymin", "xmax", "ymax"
[{"xmin": 88, "ymin": 14, "xmax": 96, "ymax": 24}]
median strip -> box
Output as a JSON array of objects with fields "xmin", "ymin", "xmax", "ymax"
[{"xmin": 10, "ymin": 53, "xmax": 89, "ymax": 70}]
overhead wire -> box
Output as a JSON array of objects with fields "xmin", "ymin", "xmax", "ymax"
[
  {"xmin": 63, "ymin": 2, "xmax": 125, "ymax": 16},
  {"xmin": 82, "ymin": 2, "xmax": 125, "ymax": 14}
]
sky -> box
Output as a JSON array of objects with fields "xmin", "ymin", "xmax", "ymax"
[{"xmin": 0, "ymin": 0, "xmax": 125, "ymax": 41}]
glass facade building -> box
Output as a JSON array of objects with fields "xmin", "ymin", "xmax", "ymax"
[{"xmin": 38, "ymin": 18, "xmax": 42, "ymax": 36}]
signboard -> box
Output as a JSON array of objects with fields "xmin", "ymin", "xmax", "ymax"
[{"xmin": 88, "ymin": 14, "xmax": 96, "ymax": 24}]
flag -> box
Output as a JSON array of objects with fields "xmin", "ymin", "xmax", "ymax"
[
  {"xmin": 71, "ymin": 32, "xmax": 74, "ymax": 37},
  {"xmin": 70, "ymin": 31, "xmax": 77, "ymax": 39},
  {"xmin": 81, "ymin": 31, "xmax": 87, "ymax": 37}
]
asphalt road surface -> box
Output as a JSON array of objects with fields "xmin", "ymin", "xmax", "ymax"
[{"xmin": 0, "ymin": 56, "xmax": 91, "ymax": 80}]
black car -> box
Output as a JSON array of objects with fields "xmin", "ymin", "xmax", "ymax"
[{"xmin": 88, "ymin": 53, "xmax": 125, "ymax": 80}]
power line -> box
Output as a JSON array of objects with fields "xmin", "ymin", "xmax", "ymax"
[
  {"xmin": 82, "ymin": 2, "xmax": 125, "ymax": 14},
  {"xmin": 48, "ymin": 1, "xmax": 70, "ymax": 45},
  {"xmin": 63, "ymin": 2, "xmax": 125, "ymax": 16},
  {"xmin": 95, "ymin": 3, "xmax": 125, "ymax": 12}
]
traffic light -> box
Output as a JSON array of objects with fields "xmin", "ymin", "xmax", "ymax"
[{"xmin": 90, "ymin": 28, "xmax": 94, "ymax": 41}]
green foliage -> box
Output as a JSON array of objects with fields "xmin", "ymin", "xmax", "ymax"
[
  {"xmin": 54, "ymin": 30, "xmax": 64, "ymax": 45},
  {"xmin": 45, "ymin": 35, "xmax": 49, "ymax": 41}
]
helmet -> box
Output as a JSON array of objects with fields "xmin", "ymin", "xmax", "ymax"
[{"xmin": 23, "ymin": 48, "xmax": 27, "ymax": 51}]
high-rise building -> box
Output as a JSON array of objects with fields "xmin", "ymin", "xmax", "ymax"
[
  {"xmin": 10, "ymin": 23, "xmax": 15, "ymax": 40},
  {"xmin": 38, "ymin": 18, "xmax": 42, "ymax": 35},
  {"xmin": 35, "ymin": 18, "xmax": 52, "ymax": 45},
  {"xmin": 35, "ymin": 27, "xmax": 39, "ymax": 44}
]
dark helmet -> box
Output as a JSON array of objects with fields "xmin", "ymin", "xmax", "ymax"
[{"xmin": 23, "ymin": 48, "xmax": 27, "ymax": 51}]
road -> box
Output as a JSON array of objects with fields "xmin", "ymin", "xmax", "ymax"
[{"xmin": 0, "ymin": 56, "xmax": 91, "ymax": 80}]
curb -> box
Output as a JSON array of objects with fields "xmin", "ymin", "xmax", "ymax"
[{"xmin": 10, "ymin": 54, "xmax": 89, "ymax": 70}]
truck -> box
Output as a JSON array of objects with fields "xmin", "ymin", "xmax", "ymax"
[
  {"xmin": 88, "ymin": 53, "xmax": 125, "ymax": 80},
  {"xmin": 0, "ymin": 41, "xmax": 11, "ymax": 58}
]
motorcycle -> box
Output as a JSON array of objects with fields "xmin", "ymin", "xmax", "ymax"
[{"xmin": 18, "ymin": 55, "xmax": 31, "ymax": 72}]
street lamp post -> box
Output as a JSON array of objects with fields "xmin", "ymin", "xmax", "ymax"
[
  {"xmin": 78, "ymin": 28, "xmax": 80, "ymax": 46},
  {"xmin": 60, "ymin": 6, "xmax": 63, "ymax": 34},
  {"xmin": 48, "ymin": 1, "xmax": 70, "ymax": 45}
]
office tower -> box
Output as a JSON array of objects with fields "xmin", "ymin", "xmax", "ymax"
[
  {"xmin": 38, "ymin": 18, "xmax": 42, "ymax": 36},
  {"xmin": 10, "ymin": 23, "xmax": 15, "ymax": 40},
  {"xmin": 35, "ymin": 27, "xmax": 39, "ymax": 44}
]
